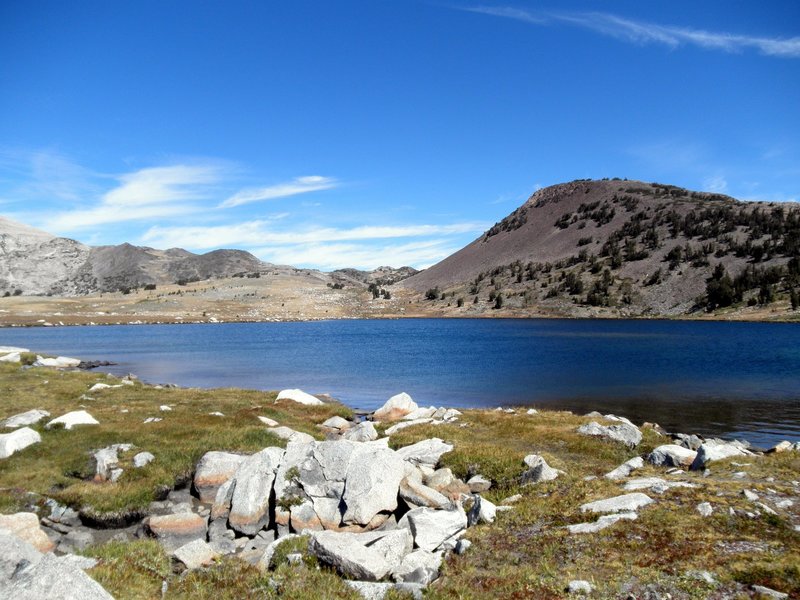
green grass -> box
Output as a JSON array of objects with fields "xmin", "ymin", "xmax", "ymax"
[
  {"xmin": 0, "ymin": 363, "xmax": 351, "ymax": 515},
  {"xmin": 2, "ymin": 364, "xmax": 799, "ymax": 598}
]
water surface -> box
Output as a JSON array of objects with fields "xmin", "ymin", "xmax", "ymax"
[{"xmin": 2, "ymin": 319, "xmax": 798, "ymax": 446}]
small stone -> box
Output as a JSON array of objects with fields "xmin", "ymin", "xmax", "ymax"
[
  {"xmin": 454, "ymin": 539, "xmax": 472, "ymax": 554},
  {"xmin": 743, "ymin": 489, "xmax": 759, "ymax": 501},
  {"xmin": 467, "ymin": 474, "xmax": 491, "ymax": 493},
  {"xmin": 521, "ymin": 454, "xmax": 561, "ymax": 484},
  {"xmin": 258, "ymin": 416, "xmax": 279, "ymax": 427},
  {"xmin": 567, "ymin": 580, "xmax": 594, "ymax": 594},
  {"xmin": 696, "ymin": 502, "xmax": 713, "ymax": 517},
  {"xmin": 687, "ymin": 570, "xmax": 716, "ymax": 585},
  {"xmin": 133, "ymin": 451, "xmax": 155, "ymax": 468},
  {"xmin": 604, "ymin": 457, "xmax": 644, "ymax": 480},
  {"xmin": 751, "ymin": 584, "xmax": 788, "ymax": 599},
  {"xmin": 172, "ymin": 539, "xmax": 219, "ymax": 570}
]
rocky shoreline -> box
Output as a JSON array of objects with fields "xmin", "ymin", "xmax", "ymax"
[{"xmin": 0, "ymin": 347, "xmax": 799, "ymax": 599}]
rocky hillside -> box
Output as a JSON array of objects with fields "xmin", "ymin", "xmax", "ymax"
[
  {"xmin": 0, "ymin": 217, "xmax": 265, "ymax": 296},
  {"xmin": 401, "ymin": 179, "xmax": 800, "ymax": 317},
  {"xmin": 331, "ymin": 266, "xmax": 419, "ymax": 287}
]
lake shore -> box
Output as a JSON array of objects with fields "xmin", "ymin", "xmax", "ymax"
[{"xmin": 0, "ymin": 356, "xmax": 798, "ymax": 599}]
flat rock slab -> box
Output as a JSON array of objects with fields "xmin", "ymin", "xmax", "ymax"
[
  {"xmin": 567, "ymin": 512, "xmax": 638, "ymax": 534},
  {"xmin": 145, "ymin": 513, "xmax": 208, "ymax": 551},
  {"xmin": 34, "ymin": 355, "xmax": 81, "ymax": 368},
  {"xmin": 580, "ymin": 493, "xmax": 653, "ymax": 514},
  {"xmin": 690, "ymin": 442, "xmax": 749, "ymax": 470},
  {"xmin": 623, "ymin": 477, "xmax": 697, "ymax": 493},
  {"xmin": 267, "ymin": 426, "xmax": 315, "ymax": 445},
  {"xmin": 2, "ymin": 409, "xmax": 50, "ymax": 429},
  {"xmin": 193, "ymin": 451, "xmax": 247, "ymax": 503},
  {"xmin": 309, "ymin": 530, "xmax": 391, "ymax": 581},
  {"xmin": 46, "ymin": 410, "xmax": 99, "ymax": 430},
  {"xmin": 277, "ymin": 389, "xmax": 324, "ymax": 406},
  {"xmin": 173, "ymin": 539, "xmax": 219, "ymax": 570},
  {"xmin": 604, "ymin": 457, "xmax": 644, "ymax": 480},
  {"xmin": 0, "ymin": 427, "xmax": 41, "ymax": 459},
  {"xmin": 395, "ymin": 438, "xmax": 453, "ymax": 469},
  {"xmin": 343, "ymin": 446, "xmax": 406, "ymax": 525}
]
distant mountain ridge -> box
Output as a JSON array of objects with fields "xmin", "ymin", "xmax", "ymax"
[
  {"xmin": 401, "ymin": 179, "xmax": 800, "ymax": 316},
  {"xmin": 0, "ymin": 216, "xmax": 417, "ymax": 296}
]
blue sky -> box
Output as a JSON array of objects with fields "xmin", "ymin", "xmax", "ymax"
[{"xmin": 1, "ymin": 1, "xmax": 798, "ymax": 270}]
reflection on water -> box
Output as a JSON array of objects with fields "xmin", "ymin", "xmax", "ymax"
[{"xmin": 1, "ymin": 318, "xmax": 798, "ymax": 446}]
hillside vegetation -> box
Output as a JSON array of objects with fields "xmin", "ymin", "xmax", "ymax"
[{"xmin": 402, "ymin": 179, "xmax": 800, "ymax": 319}]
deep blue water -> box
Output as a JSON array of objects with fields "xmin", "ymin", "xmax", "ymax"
[{"xmin": 1, "ymin": 319, "xmax": 799, "ymax": 446}]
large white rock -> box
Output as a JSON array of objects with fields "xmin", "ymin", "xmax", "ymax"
[
  {"xmin": 0, "ymin": 352, "xmax": 21, "ymax": 363},
  {"xmin": 343, "ymin": 421, "xmax": 379, "ymax": 442},
  {"xmin": 228, "ymin": 447, "xmax": 285, "ymax": 535},
  {"xmin": 343, "ymin": 445, "xmax": 406, "ymax": 525},
  {"xmin": 276, "ymin": 389, "xmax": 324, "ymax": 406},
  {"xmin": 400, "ymin": 507, "xmax": 467, "ymax": 552},
  {"xmin": 309, "ymin": 530, "xmax": 391, "ymax": 581},
  {"xmin": 45, "ymin": 410, "xmax": 99, "ymax": 430},
  {"xmin": 578, "ymin": 421, "xmax": 642, "ymax": 448},
  {"xmin": 367, "ymin": 529, "xmax": 413, "ymax": 571},
  {"xmin": 567, "ymin": 512, "xmax": 638, "ymax": 534},
  {"xmin": 373, "ymin": 392, "xmax": 419, "ymax": 422},
  {"xmin": 33, "ymin": 355, "xmax": 81, "ymax": 368},
  {"xmin": 2, "ymin": 409, "xmax": 50, "ymax": 429},
  {"xmin": 345, "ymin": 581, "xmax": 425, "ymax": 600},
  {"xmin": 604, "ymin": 457, "xmax": 644, "ymax": 480},
  {"xmin": 690, "ymin": 442, "xmax": 749, "ymax": 471},
  {"xmin": 648, "ymin": 444, "xmax": 698, "ymax": 467},
  {"xmin": 395, "ymin": 438, "xmax": 453, "ymax": 469},
  {"xmin": 622, "ymin": 477, "xmax": 697, "ymax": 493},
  {"xmin": 193, "ymin": 451, "xmax": 247, "ymax": 503},
  {"xmin": 580, "ymin": 493, "xmax": 654, "ymax": 514},
  {"xmin": 0, "ymin": 528, "xmax": 43, "ymax": 581},
  {"xmin": 521, "ymin": 454, "xmax": 561, "ymax": 484},
  {"xmin": 0, "ymin": 427, "xmax": 41, "ymax": 459}
]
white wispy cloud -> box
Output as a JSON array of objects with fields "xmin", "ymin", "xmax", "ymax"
[
  {"xmin": 703, "ymin": 175, "xmax": 728, "ymax": 194},
  {"xmin": 252, "ymin": 240, "xmax": 463, "ymax": 271},
  {"xmin": 465, "ymin": 6, "xmax": 800, "ymax": 58},
  {"xmin": 140, "ymin": 221, "xmax": 486, "ymax": 250},
  {"xmin": 42, "ymin": 164, "xmax": 224, "ymax": 231},
  {"xmin": 220, "ymin": 175, "xmax": 337, "ymax": 208}
]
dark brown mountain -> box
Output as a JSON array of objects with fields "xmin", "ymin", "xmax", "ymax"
[{"xmin": 401, "ymin": 179, "xmax": 800, "ymax": 316}]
